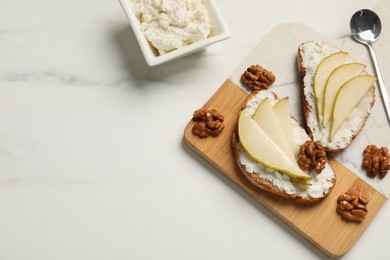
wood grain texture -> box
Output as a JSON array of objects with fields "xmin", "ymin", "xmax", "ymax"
[{"xmin": 183, "ymin": 79, "xmax": 387, "ymax": 257}]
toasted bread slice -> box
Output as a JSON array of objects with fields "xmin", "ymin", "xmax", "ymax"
[
  {"xmin": 232, "ymin": 90, "xmax": 336, "ymax": 204},
  {"xmin": 298, "ymin": 41, "xmax": 375, "ymax": 152}
]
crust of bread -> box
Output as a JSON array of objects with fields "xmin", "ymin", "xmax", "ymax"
[
  {"xmin": 297, "ymin": 41, "xmax": 376, "ymax": 152},
  {"xmin": 232, "ymin": 91, "xmax": 336, "ymax": 204}
]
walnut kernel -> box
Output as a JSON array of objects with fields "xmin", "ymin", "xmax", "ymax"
[
  {"xmin": 362, "ymin": 145, "xmax": 390, "ymax": 179},
  {"xmin": 192, "ymin": 108, "xmax": 224, "ymax": 138},
  {"xmin": 337, "ymin": 192, "xmax": 369, "ymax": 222},
  {"xmin": 241, "ymin": 65, "xmax": 276, "ymax": 91},
  {"xmin": 297, "ymin": 140, "xmax": 328, "ymax": 173}
]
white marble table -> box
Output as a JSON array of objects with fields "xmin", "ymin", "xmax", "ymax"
[{"xmin": 0, "ymin": 0, "xmax": 388, "ymax": 259}]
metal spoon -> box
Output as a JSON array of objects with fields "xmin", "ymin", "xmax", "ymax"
[{"xmin": 350, "ymin": 9, "xmax": 390, "ymax": 124}]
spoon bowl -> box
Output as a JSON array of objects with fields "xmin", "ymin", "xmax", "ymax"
[
  {"xmin": 350, "ymin": 9, "xmax": 390, "ymax": 124},
  {"xmin": 350, "ymin": 9, "xmax": 381, "ymax": 44}
]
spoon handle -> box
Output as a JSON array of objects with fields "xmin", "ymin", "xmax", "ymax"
[{"xmin": 367, "ymin": 43, "xmax": 390, "ymax": 125}]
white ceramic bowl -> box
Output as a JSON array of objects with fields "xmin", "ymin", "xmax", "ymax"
[{"xmin": 119, "ymin": 0, "xmax": 230, "ymax": 66}]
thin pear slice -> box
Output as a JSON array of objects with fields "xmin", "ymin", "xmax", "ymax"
[
  {"xmin": 252, "ymin": 98, "xmax": 295, "ymax": 161},
  {"xmin": 330, "ymin": 75, "xmax": 376, "ymax": 139},
  {"xmin": 313, "ymin": 51, "xmax": 348, "ymax": 122},
  {"xmin": 322, "ymin": 63, "xmax": 366, "ymax": 127},
  {"xmin": 238, "ymin": 111, "xmax": 311, "ymax": 181},
  {"xmin": 272, "ymin": 97, "xmax": 297, "ymax": 158}
]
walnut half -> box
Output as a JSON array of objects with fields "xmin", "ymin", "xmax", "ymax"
[
  {"xmin": 192, "ymin": 108, "xmax": 224, "ymax": 138},
  {"xmin": 337, "ymin": 192, "xmax": 369, "ymax": 222},
  {"xmin": 362, "ymin": 145, "xmax": 390, "ymax": 178},
  {"xmin": 241, "ymin": 65, "xmax": 276, "ymax": 91},
  {"xmin": 297, "ymin": 140, "xmax": 328, "ymax": 173}
]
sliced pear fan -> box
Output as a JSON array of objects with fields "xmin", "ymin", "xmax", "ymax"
[{"xmin": 238, "ymin": 111, "xmax": 311, "ymax": 181}]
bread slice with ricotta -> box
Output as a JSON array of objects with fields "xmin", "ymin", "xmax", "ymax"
[
  {"xmin": 232, "ymin": 90, "xmax": 336, "ymax": 204},
  {"xmin": 298, "ymin": 40, "xmax": 376, "ymax": 152}
]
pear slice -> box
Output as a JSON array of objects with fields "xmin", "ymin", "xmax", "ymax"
[
  {"xmin": 330, "ymin": 75, "xmax": 376, "ymax": 139},
  {"xmin": 322, "ymin": 63, "xmax": 366, "ymax": 127},
  {"xmin": 252, "ymin": 98, "xmax": 295, "ymax": 161},
  {"xmin": 238, "ymin": 111, "xmax": 311, "ymax": 181},
  {"xmin": 272, "ymin": 97, "xmax": 297, "ymax": 158},
  {"xmin": 313, "ymin": 51, "xmax": 348, "ymax": 122}
]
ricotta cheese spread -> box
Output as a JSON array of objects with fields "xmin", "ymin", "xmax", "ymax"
[
  {"xmin": 238, "ymin": 91, "xmax": 335, "ymax": 198},
  {"xmin": 132, "ymin": 0, "xmax": 211, "ymax": 55},
  {"xmin": 299, "ymin": 41, "xmax": 374, "ymax": 150}
]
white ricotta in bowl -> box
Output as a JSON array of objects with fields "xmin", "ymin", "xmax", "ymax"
[{"xmin": 132, "ymin": 0, "xmax": 211, "ymax": 55}]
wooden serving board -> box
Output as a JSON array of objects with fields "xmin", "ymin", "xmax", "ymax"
[{"xmin": 183, "ymin": 79, "xmax": 386, "ymax": 257}]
